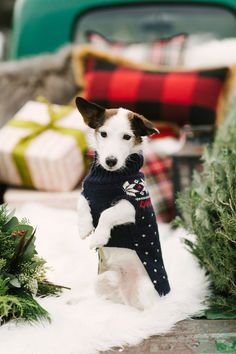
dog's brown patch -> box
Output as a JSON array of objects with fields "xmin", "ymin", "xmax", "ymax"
[
  {"xmin": 94, "ymin": 109, "xmax": 119, "ymax": 131},
  {"xmin": 104, "ymin": 109, "xmax": 120, "ymax": 121},
  {"xmin": 128, "ymin": 111, "xmax": 157, "ymax": 142},
  {"xmin": 75, "ymin": 97, "xmax": 106, "ymax": 129},
  {"xmin": 127, "ymin": 112, "xmax": 142, "ymax": 144}
]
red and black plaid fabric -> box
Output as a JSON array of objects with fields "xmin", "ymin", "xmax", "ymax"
[
  {"xmin": 142, "ymin": 153, "xmax": 174, "ymax": 223},
  {"xmin": 83, "ymin": 54, "xmax": 229, "ymax": 126}
]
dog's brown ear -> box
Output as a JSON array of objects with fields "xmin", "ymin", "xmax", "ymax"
[
  {"xmin": 131, "ymin": 114, "xmax": 159, "ymax": 136},
  {"xmin": 75, "ymin": 97, "xmax": 105, "ymax": 129}
]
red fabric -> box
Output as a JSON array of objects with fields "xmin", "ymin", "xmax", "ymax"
[
  {"xmin": 161, "ymin": 73, "xmax": 197, "ymax": 105},
  {"xmin": 83, "ymin": 55, "xmax": 229, "ymax": 126},
  {"xmin": 86, "ymin": 72, "xmax": 111, "ymax": 100},
  {"xmin": 137, "ymin": 73, "xmax": 164, "ymax": 100},
  {"xmin": 149, "ymin": 127, "xmax": 178, "ymax": 139},
  {"xmin": 193, "ymin": 77, "xmax": 223, "ymax": 109},
  {"xmin": 109, "ymin": 70, "xmax": 142, "ymax": 101}
]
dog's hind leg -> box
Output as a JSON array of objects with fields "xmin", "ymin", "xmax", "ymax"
[
  {"xmin": 95, "ymin": 270, "xmax": 123, "ymax": 304},
  {"xmin": 136, "ymin": 274, "xmax": 160, "ymax": 310},
  {"xmin": 116, "ymin": 250, "xmax": 160, "ymax": 310},
  {"xmin": 96, "ymin": 247, "xmax": 157, "ymax": 310}
]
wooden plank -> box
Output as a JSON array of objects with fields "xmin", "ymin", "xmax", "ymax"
[{"xmin": 101, "ymin": 319, "xmax": 236, "ymax": 354}]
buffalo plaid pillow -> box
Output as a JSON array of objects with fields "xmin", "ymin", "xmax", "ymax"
[
  {"xmin": 74, "ymin": 47, "xmax": 230, "ymax": 126},
  {"xmin": 86, "ymin": 31, "xmax": 187, "ymax": 66}
]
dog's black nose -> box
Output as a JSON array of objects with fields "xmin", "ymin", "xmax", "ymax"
[{"xmin": 105, "ymin": 156, "xmax": 117, "ymax": 168}]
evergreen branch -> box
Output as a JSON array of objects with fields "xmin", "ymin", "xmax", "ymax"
[
  {"xmin": 22, "ymin": 228, "xmax": 36, "ymax": 254},
  {"xmin": 9, "ymin": 232, "xmax": 27, "ymax": 272},
  {"xmin": 176, "ymin": 100, "xmax": 236, "ymax": 314},
  {"xmin": 40, "ymin": 281, "xmax": 71, "ymax": 291},
  {"xmin": 0, "ymin": 205, "xmax": 63, "ymax": 324}
]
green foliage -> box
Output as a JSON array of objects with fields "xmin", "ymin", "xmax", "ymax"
[
  {"xmin": 0, "ymin": 292, "xmax": 49, "ymax": 323},
  {"xmin": 176, "ymin": 103, "xmax": 236, "ymax": 313},
  {"xmin": 0, "ymin": 204, "xmax": 63, "ymax": 325}
]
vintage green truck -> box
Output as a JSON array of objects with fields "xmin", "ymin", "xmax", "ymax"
[{"xmin": 10, "ymin": 0, "xmax": 236, "ymax": 59}]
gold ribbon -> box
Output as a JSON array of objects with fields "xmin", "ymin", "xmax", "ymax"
[{"xmin": 7, "ymin": 98, "xmax": 87, "ymax": 187}]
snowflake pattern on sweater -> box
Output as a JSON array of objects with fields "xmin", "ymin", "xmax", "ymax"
[{"xmin": 82, "ymin": 153, "xmax": 170, "ymax": 296}]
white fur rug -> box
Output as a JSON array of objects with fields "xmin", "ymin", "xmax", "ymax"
[{"xmin": 0, "ymin": 204, "xmax": 209, "ymax": 354}]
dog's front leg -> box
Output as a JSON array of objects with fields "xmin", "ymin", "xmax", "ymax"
[
  {"xmin": 90, "ymin": 199, "xmax": 135, "ymax": 249},
  {"xmin": 77, "ymin": 194, "xmax": 94, "ymax": 239}
]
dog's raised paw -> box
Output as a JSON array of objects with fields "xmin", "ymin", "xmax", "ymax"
[{"xmin": 89, "ymin": 228, "xmax": 110, "ymax": 249}]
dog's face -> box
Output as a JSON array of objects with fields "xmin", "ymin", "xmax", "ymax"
[{"xmin": 76, "ymin": 97, "xmax": 159, "ymax": 171}]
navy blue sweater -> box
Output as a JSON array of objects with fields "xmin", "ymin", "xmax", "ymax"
[{"xmin": 82, "ymin": 153, "xmax": 170, "ymax": 296}]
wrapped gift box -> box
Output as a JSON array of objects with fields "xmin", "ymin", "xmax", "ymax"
[{"xmin": 0, "ymin": 101, "xmax": 89, "ymax": 191}]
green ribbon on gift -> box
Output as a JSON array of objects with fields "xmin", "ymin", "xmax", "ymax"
[{"xmin": 7, "ymin": 98, "xmax": 87, "ymax": 187}]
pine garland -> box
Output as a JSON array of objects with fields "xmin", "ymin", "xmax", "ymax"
[
  {"xmin": 175, "ymin": 103, "xmax": 236, "ymax": 313},
  {"xmin": 0, "ymin": 204, "xmax": 64, "ymax": 324}
]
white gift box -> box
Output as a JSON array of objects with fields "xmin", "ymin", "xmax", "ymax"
[{"xmin": 0, "ymin": 101, "xmax": 89, "ymax": 191}]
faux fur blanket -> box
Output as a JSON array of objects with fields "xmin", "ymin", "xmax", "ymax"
[
  {"xmin": 0, "ymin": 46, "xmax": 78, "ymax": 127},
  {"xmin": 0, "ymin": 204, "xmax": 210, "ymax": 354}
]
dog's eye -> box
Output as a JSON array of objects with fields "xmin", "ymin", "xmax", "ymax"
[
  {"xmin": 100, "ymin": 131, "xmax": 107, "ymax": 138},
  {"xmin": 123, "ymin": 134, "xmax": 132, "ymax": 141}
]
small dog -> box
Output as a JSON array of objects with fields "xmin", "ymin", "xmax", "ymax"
[{"xmin": 76, "ymin": 97, "xmax": 170, "ymax": 310}]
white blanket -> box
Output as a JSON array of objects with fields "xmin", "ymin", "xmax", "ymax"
[{"xmin": 0, "ymin": 204, "xmax": 209, "ymax": 354}]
